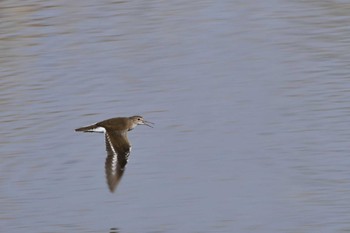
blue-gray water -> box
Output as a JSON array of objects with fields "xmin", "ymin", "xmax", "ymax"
[{"xmin": 1, "ymin": 1, "xmax": 350, "ymax": 232}]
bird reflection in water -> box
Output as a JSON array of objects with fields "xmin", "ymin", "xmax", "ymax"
[{"xmin": 110, "ymin": 227, "xmax": 119, "ymax": 233}]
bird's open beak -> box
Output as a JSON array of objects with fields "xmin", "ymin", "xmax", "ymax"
[{"xmin": 143, "ymin": 120, "xmax": 154, "ymax": 128}]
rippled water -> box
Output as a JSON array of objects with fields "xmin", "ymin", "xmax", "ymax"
[{"xmin": 1, "ymin": 1, "xmax": 350, "ymax": 232}]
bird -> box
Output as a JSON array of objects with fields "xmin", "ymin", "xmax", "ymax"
[{"xmin": 75, "ymin": 115, "xmax": 154, "ymax": 192}]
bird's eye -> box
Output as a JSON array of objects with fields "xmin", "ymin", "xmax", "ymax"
[{"xmin": 138, "ymin": 118, "xmax": 141, "ymax": 120}]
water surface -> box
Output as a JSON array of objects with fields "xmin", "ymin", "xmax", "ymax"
[{"xmin": 1, "ymin": 1, "xmax": 350, "ymax": 232}]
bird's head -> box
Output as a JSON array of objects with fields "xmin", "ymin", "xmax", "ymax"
[{"xmin": 130, "ymin": 116, "xmax": 154, "ymax": 128}]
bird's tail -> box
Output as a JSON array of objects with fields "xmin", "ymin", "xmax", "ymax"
[{"xmin": 75, "ymin": 124, "xmax": 99, "ymax": 132}]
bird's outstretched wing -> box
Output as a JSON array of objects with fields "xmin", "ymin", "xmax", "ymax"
[{"xmin": 104, "ymin": 130, "xmax": 131, "ymax": 192}]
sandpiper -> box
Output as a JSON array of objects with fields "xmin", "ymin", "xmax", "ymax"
[{"xmin": 75, "ymin": 116, "xmax": 154, "ymax": 192}]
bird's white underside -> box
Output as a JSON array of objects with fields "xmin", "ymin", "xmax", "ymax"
[{"xmin": 88, "ymin": 126, "xmax": 106, "ymax": 133}]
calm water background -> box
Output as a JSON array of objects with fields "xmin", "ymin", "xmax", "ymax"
[{"xmin": 1, "ymin": 0, "xmax": 350, "ymax": 232}]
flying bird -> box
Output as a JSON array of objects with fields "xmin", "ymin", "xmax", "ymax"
[{"xmin": 75, "ymin": 116, "xmax": 153, "ymax": 192}]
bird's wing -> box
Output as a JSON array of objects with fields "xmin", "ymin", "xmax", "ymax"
[{"xmin": 104, "ymin": 130, "xmax": 131, "ymax": 192}]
